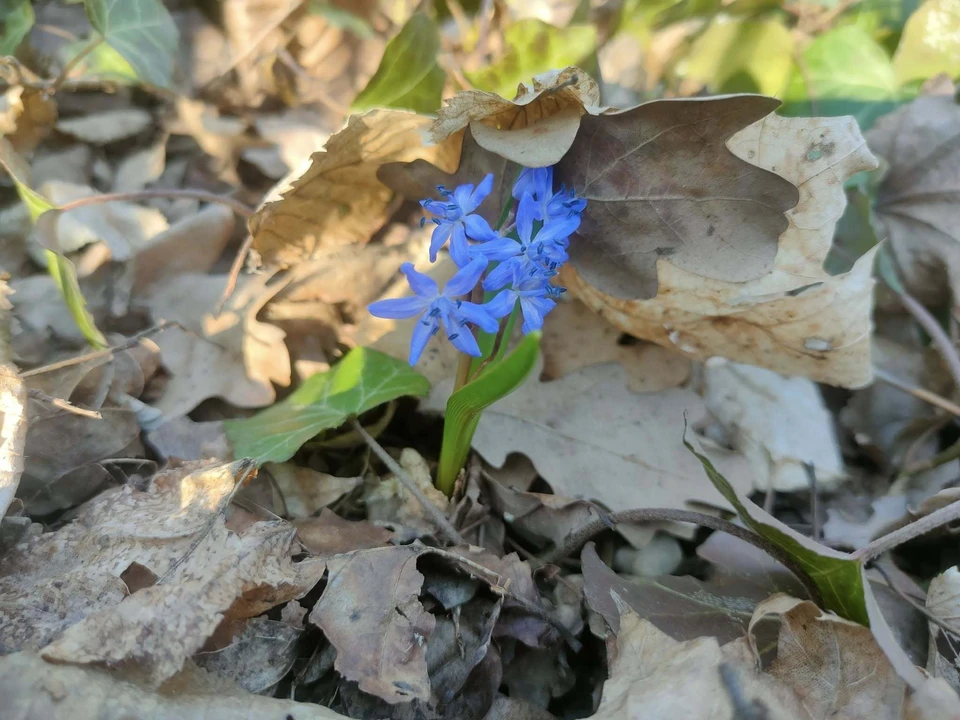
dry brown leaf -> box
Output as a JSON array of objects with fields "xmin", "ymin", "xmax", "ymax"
[
  {"xmin": 430, "ymin": 67, "xmax": 600, "ymax": 168},
  {"xmin": 147, "ymin": 273, "xmax": 291, "ymax": 419},
  {"xmin": 133, "ymin": 206, "xmax": 236, "ymax": 295},
  {"xmin": 112, "ymin": 139, "xmax": 167, "ymax": 193},
  {"xmin": 926, "ymin": 567, "xmax": 960, "ymax": 694},
  {"xmin": 0, "ymin": 652, "xmax": 349, "ymax": 720},
  {"xmin": 56, "ymin": 109, "xmax": 154, "ymax": 144},
  {"xmin": 868, "ymin": 90, "xmax": 960, "ymax": 312},
  {"xmin": 0, "ymin": 362, "xmax": 27, "ymax": 518},
  {"xmin": 364, "ymin": 447, "xmax": 450, "ymax": 537},
  {"xmin": 703, "ymin": 359, "xmax": 845, "ymax": 491},
  {"xmin": 262, "ymin": 463, "xmax": 361, "ymax": 519},
  {"xmin": 591, "ymin": 601, "xmax": 807, "ymax": 719},
  {"xmin": 541, "ymin": 298, "xmax": 691, "ymax": 392},
  {"xmin": 309, "ymin": 544, "xmax": 436, "ymax": 704},
  {"xmin": 749, "ymin": 595, "xmax": 907, "ymax": 719},
  {"xmin": 295, "ymin": 509, "xmax": 393, "ymax": 557},
  {"xmin": 249, "ymin": 110, "xmax": 460, "ymax": 267},
  {"xmin": 426, "ymin": 357, "xmax": 755, "ymax": 516},
  {"xmin": 0, "ymin": 85, "xmax": 57, "ymax": 153},
  {"xmin": 145, "ymin": 417, "xmax": 231, "ymax": 463},
  {"xmin": 566, "ymin": 113, "xmax": 879, "ymax": 388}
]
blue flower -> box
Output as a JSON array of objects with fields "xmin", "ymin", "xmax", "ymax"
[
  {"xmin": 368, "ymin": 258, "xmax": 498, "ymax": 364},
  {"xmin": 482, "ymin": 265, "xmax": 559, "ymax": 335},
  {"xmin": 512, "ymin": 167, "xmax": 586, "ymax": 222},
  {"xmin": 421, "ymin": 174, "xmax": 500, "ymax": 264}
]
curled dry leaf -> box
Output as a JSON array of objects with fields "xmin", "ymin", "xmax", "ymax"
[
  {"xmin": 566, "ymin": 112, "xmax": 879, "ymax": 388},
  {"xmin": 425, "ymin": 357, "xmax": 756, "ymax": 519},
  {"xmin": 309, "ymin": 544, "xmax": 436, "ymax": 704},
  {"xmin": 429, "ymin": 67, "xmax": 601, "ymax": 168},
  {"xmin": 147, "ymin": 273, "xmax": 291, "ymax": 420},
  {"xmin": 0, "ymin": 652, "xmax": 349, "ymax": 720},
  {"xmin": 0, "ymin": 363, "xmax": 27, "ymax": 518},
  {"xmin": 926, "ymin": 567, "xmax": 960, "ymax": 693},
  {"xmin": 249, "ymin": 110, "xmax": 461, "ymax": 267},
  {"xmin": 868, "ymin": 90, "xmax": 960, "ymax": 311}
]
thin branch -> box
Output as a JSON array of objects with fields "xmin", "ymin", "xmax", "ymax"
[
  {"xmin": 22, "ymin": 321, "xmax": 177, "ymax": 378},
  {"xmin": 216, "ymin": 234, "xmax": 255, "ymax": 316},
  {"xmin": 55, "ymin": 189, "xmax": 254, "ymax": 219},
  {"xmin": 351, "ymin": 419, "xmax": 465, "ymax": 545},
  {"xmin": 804, "ymin": 462, "xmax": 821, "ymax": 541},
  {"xmin": 857, "ymin": 497, "xmax": 960, "ymax": 561},
  {"xmin": 898, "ymin": 290, "xmax": 960, "ymax": 393},
  {"xmin": 51, "ymin": 35, "xmax": 104, "ymax": 92},
  {"xmin": 874, "ymin": 367, "xmax": 960, "ymax": 418},
  {"xmin": 27, "ymin": 388, "xmax": 102, "ymax": 419},
  {"xmin": 901, "ymin": 437, "xmax": 960, "ymax": 477},
  {"xmin": 538, "ymin": 508, "xmax": 823, "ymax": 606}
]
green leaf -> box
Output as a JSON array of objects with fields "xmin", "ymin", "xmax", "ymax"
[
  {"xmin": 682, "ymin": 16, "xmax": 794, "ymax": 96},
  {"xmin": 683, "ymin": 432, "xmax": 870, "ymax": 625},
  {"xmin": 64, "ymin": 38, "xmax": 140, "ymax": 85},
  {"xmin": 893, "ymin": 0, "xmax": 960, "ymax": 85},
  {"xmin": 0, "ymin": 0, "xmax": 33, "ymax": 56},
  {"xmin": 781, "ymin": 25, "xmax": 901, "ymax": 130},
  {"xmin": 0, "ymin": 141, "xmax": 106, "ymax": 348},
  {"xmin": 436, "ymin": 332, "xmax": 541, "ymax": 495},
  {"xmin": 83, "ymin": 0, "xmax": 179, "ymax": 88},
  {"xmin": 224, "ymin": 348, "xmax": 430, "ymax": 464},
  {"xmin": 351, "ymin": 12, "xmax": 445, "ymax": 114},
  {"xmin": 308, "ymin": 1, "xmax": 374, "ymax": 38},
  {"xmin": 466, "ymin": 19, "xmax": 597, "ymax": 98}
]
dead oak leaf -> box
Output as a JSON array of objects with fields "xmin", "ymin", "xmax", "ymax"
[
  {"xmin": 566, "ymin": 113, "xmax": 879, "ymax": 388},
  {"xmin": 147, "ymin": 273, "xmax": 291, "ymax": 420},
  {"xmin": 556, "ymin": 95, "xmax": 799, "ymax": 299},
  {"xmin": 309, "ymin": 544, "xmax": 436, "ymax": 704},
  {"xmin": 249, "ymin": 110, "xmax": 461, "ymax": 267}
]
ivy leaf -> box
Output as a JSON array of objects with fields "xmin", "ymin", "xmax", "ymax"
[
  {"xmin": 0, "ymin": 0, "xmax": 33, "ymax": 56},
  {"xmin": 83, "ymin": 0, "xmax": 179, "ymax": 88},
  {"xmin": 682, "ymin": 431, "xmax": 869, "ymax": 625},
  {"xmin": 893, "ymin": 0, "xmax": 960, "ymax": 86},
  {"xmin": 781, "ymin": 25, "xmax": 901, "ymax": 130},
  {"xmin": 351, "ymin": 12, "xmax": 445, "ymax": 114},
  {"xmin": 224, "ymin": 348, "xmax": 430, "ymax": 464},
  {"xmin": 466, "ymin": 19, "xmax": 597, "ymax": 98}
]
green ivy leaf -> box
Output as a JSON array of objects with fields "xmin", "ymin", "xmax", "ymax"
[
  {"xmin": 0, "ymin": 141, "xmax": 106, "ymax": 348},
  {"xmin": 83, "ymin": 0, "xmax": 179, "ymax": 88},
  {"xmin": 893, "ymin": 0, "xmax": 960, "ymax": 85},
  {"xmin": 683, "ymin": 433, "xmax": 869, "ymax": 625},
  {"xmin": 224, "ymin": 347, "xmax": 430, "ymax": 464},
  {"xmin": 466, "ymin": 19, "xmax": 597, "ymax": 98},
  {"xmin": 0, "ymin": 0, "xmax": 33, "ymax": 56},
  {"xmin": 781, "ymin": 25, "xmax": 901, "ymax": 130},
  {"xmin": 351, "ymin": 12, "xmax": 445, "ymax": 114},
  {"xmin": 682, "ymin": 16, "xmax": 794, "ymax": 96},
  {"xmin": 436, "ymin": 332, "xmax": 541, "ymax": 495}
]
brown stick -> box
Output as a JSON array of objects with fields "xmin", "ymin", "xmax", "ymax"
[
  {"xmin": 55, "ymin": 189, "xmax": 254, "ymax": 219},
  {"xmin": 856, "ymin": 497, "xmax": 960, "ymax": 561}
]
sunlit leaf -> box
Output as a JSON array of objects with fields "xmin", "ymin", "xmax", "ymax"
[
  {"xmin": 225, "ymin": 347, "xmax": 430, "ymax": 464},
  {"xmin": 0, "ymin": 0, "xmax": 33, "ymax": 56},
  {"xmin": 893, "ymin": 0, "xmax": 960, "ymax": 85},
  {"xmin": 83, "ymin": 0, "xmax": 179, "ymax": 88},
  {"xmin": 351, "ymin": 12, "xmax": 445, "ymax": 114}
]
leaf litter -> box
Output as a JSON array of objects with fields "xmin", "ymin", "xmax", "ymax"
[{"xmin": 1, "ymin": 4, "xmax": 960, "ymax": 719}]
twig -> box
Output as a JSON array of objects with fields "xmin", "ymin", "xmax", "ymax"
[
  {"xmin": 351, "ymin": 418, "xmax": 465, "ymax": 545},
  {"xmin": 718, "ymin": 663, "xmax": 771, "ymax": 720},
  {"xmin": 856, "ymin": 497, "xmax": 960, "ymax": 561},
  {"xmin": 27, "ymin": 388, "xmax": 101, "ymax": 419},
  {"xmin": 538, "ymin": 508, "xmax": 823, "ymax": 606},
  {"xmin": 307, "ymin": 401, "xmax": 397, "ymax": 450},
  {"xmin": 208, "ymin": 0, "xmax": 301, "ymax": 85},
  {"xmin": 874, "ymin": 368, "xmax": 960, "ymax": 418},
  {"xmin": 54, "ymin": 189, "xmax": 254, "ymax": 219},
  {"xmin": 901, "ymin": 438, "xmax": 960, "ymax": 478},
  {"xmin": 22, "ymin": 321, "xmax": 177, "ymax": 378},
  {"xmin": 897, "ymin": 290, "xmax": 960, "ymax": 393},
  {"xmin": 216, "ymin": 234, "xmax": 255, "ymax": 316},
  {"xmin": 804, "ymin": 462, "xmax": 821, "ymax": 541},
  {"xmin": 50, "ymin": 35, "xmax": 104, "ymax": 92}
]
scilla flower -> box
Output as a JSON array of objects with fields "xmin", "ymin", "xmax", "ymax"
[
  {"xmin": 421, "ymin": 174, "xmax": 501, "ymax": 265},
  {"xmin": 368, "ymin": 258, "xmax": 498, "ymax": 364}
]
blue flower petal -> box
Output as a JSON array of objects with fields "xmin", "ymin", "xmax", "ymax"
[
  {"xmin": 472, "ymin": 237, "xmax": 522, "ymax": 262},
  {"xmin": 400, "ymin": 262, "xmax": 439, "ymax": 298},
  {"xmin": 483, "ymin": 289, "xmax": 518, "ymax": 319},
  {"xmin": 536, "ymin": 214, "xmax": 581, "ymax": 245},
  {"xmin": 466, "ymin": 173, "xmax": 494, "ymax": 213},
  {"xmin": 457, "ymin": 301, "xmax": 499, "ymax": 332},
  {"xmin": 367, "ymin": 295, "xmax": 431, "ymax": 319},
  {"xmin": 409, "ymin": 313, "xmax": 437, "ymax": 365},
  {"xmin": 519, "ymin": 295, "xmax": 555, "ymax": 333},
  {"xmin": 482, "ymin": 257, "xmax": 520, "ymax": 292},
  {"xmin": 429, "ymin": 222, "xmax": 454, "ymax": 262},
  {"xmin": 462, "ymin": 214, "xmax": 500, "ymax": 242},
  {"xmin": 516, "ymin": 192, "xmax": 537, "ymax": 245},
  {"xmin": 452, "ymin": 183, "xmax": 475, "ymax": 211},
  {"xmin": 448, "ymin": 223, "xmax": 473, "ymax": 268},
  {"xmin": 445, "ymin": 256, "xmax": 487, "ymax": 297}
]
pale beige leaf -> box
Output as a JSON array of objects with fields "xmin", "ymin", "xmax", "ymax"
[
  {"xmin": 592, "ymin": 603, "xmax": 807, "ymax": 719},
  {"xmin": 567, "ymin": 113, "xmax": 878, "ymax": 388},
  {"xmin": 309, "ymin": 544, "xmax": 435, "ymax": 704},
  {"xmin": 426, "ymin": 357, "xmax": 756, "ymax": 516},
  {"xmin": 0, "ymin": 363, "xmax": 27, "ymax": 518},
  {"xmin": 263, "ymin": 463, "xmax": 361, "ymax": 519},
  {"xmin": 927, "ymin": 567, "xmax": 960, "ymax": 630},
  {"xmin": 0, "ymin": 652, "xmax": 349, "ymax": 720},
  {"xmin": 147, "ymin": 273, "xmax": 291, "ymax": 419},
  {"xmin": 56, "ymin": 109, "xmax": 154, "ymax": 144},
  {"xmin": 112, "ymin": 139, "xmax": 167, "ymax": 192},
  {"xmin": 249, "ymin": 110, "xmax": 460, "ymax": 267},
  {"xmin": 749, "ymin": 595, "xmax": 908, "ymax": 719}
]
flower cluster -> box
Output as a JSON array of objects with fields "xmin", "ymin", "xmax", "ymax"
[{"xmin": 368, "ymin": 166, "xmax": 585, "ymax": 365}]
